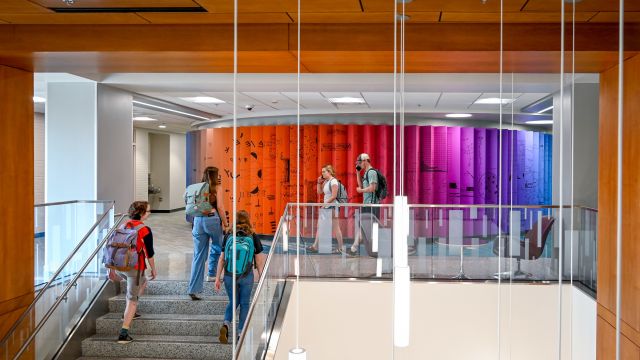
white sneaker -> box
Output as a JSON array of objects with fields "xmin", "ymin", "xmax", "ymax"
[{"xmin": 206, "ymin": 275, "xmax": 215, "ymax": 282}]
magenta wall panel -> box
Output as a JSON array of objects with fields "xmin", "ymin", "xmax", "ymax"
[
  {"xmin": 432, "ymin": 126, "xmax": 448, "ymax": 204},
  {"xmin": 447, "ymin": 127, "xmax": 461, "ymax": 204},
  {"xmin": 486, "ymin": 128, "xmax": 499, "ymax": 204},
  {"xmin": 419, "ymin": 126, "xmax": 434, "ymax": 204},
  {"xmin": 405, "ymin": 126, "xmax": 420, "ymax": 204}
]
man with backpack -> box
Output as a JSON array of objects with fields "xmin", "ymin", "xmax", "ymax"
[
  {"xmin": 214, "ymin": 210, "xmax": 265, "ymax": 344},
  {"xmin": 346, "ymin": 153, "xmax": 387, "ymax": 257}
]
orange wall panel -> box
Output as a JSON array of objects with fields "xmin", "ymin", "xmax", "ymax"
[
  {"xmin": 262, "ymin": 126, "xmax": 277, "ymax": 233},
  {"xmin": 275, "ymin": 126, "xmax": 290, "ymax": 218}
]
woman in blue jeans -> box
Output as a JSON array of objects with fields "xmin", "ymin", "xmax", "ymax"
[
  {"xmin": 214, "ymin": 210, "xmax": 265, "ymax": 343},
  {"xmin": 188, "ymin": 166, "xmax": 229, "ymax": 300}
]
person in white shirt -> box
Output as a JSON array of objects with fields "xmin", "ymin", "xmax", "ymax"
[{"xmin": 306, "ymin": 164, "xmax": 345, "ymax": 254}]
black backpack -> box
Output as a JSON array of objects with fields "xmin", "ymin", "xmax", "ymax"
[{"xmin": 366, "ymin": 169, "xmax": 388, "ymax": 202}]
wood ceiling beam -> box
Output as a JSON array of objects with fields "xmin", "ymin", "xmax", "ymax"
[{"xmin": 0, "ymin": 23, "xmax": 637, "ymax": 53}]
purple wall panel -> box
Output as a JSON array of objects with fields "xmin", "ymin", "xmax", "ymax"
[
  {"xmin": 486, "ymin": 128, "xmax": 499, "ymax": 204},
  {"xmin": 473, "ymin": 128, "xmax": 487, "ymax": 203},
  {"xmin": 501, "ymin": 129, "xmax": 512, "ymax": 205}
]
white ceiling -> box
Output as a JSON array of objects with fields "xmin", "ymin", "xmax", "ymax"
[{"xmin": 34, "ymin": 72, "xmax": 600, "ymax": 131}]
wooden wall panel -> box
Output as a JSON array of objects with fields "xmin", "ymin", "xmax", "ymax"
[
  {"xmin": 0, "ymin": 65, "xmax": 34, "ymax": 339},
  {"xmin": 598, "ymin": 316, "xmax": 640, "ymax": 360},
  {"xmin": 597, "ymin": 53, "xmax": 640, "ymax": 355}
]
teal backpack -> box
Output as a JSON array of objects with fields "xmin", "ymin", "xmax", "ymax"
[
  {"xmin": 224, "ymin": 233, "xmax": 255, "ymax": 276},
  {"xmin": 184, "ymin": 182, "xmax": 212, "ymax": 216}
]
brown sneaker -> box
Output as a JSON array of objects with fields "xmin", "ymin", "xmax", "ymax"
[{"xmin": 219, "ymin": 324, "xmax": 229, "ymax": 344}]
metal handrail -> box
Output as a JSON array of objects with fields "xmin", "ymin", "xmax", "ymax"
[
  {"xmin": 34, "ymin": 200, "xmax": 114, "ymax": 208},
  {"xmin": 10, "ymin": 213, "xmax": 127, "ymax": 360},
  {"xmin": 1, "ymin": 202, "xmax": 115, "ymax": 348},
  {"xmin": 236, "ymin": 214, "xmax": 286, "ymax": 354}
]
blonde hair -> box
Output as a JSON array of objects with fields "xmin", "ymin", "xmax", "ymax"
[{"xmin": 322, "ymin": 165, "xmax": 336, "ymax": 177}]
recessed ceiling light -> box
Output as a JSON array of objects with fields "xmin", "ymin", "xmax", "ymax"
[
  {"xmin": 133, "ymin": 100, "xmax": 211, "ymax": 121},
  {"xmin": 475, "ymin": 97, "xmax": 515, "ymax": 105},
  {"xmin": 396, "ymin": 14, "xmax": 410, "ymax": 21},
  {"xmin": 158, "ymin": 124, "xmax": 167, "ymax": 129},
  {"xmin": 33, "ymin": 96, "xmax": 46, "ymax": 103},
  {"xmin": 328, "ymin": 97, "xmax": 366, "ymax": 104},
  {"xmin": 526, "ymin": 120, "xmax": 553, "ymax": 125},
  {"xmin": 133, "ymin": 116, "xmax": 157, "ymax": 121},
  {"xmin": 446, "ymin": 113, "xmax": 473, "ymax": 118},
  {"xmin": 396, "ymin": 0, "xmax": 413, "ymax": 3},
  {"xmin": 181, "ymin": 96, "xmax": 225, "ymax": 104}
]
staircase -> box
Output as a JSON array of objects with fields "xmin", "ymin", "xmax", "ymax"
[{"xmin": 78, "ymin": 280, "xmax": 233, "ymax": 360}]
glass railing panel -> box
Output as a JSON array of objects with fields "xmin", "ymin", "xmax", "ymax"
[
  {"xmin": 407, "ymin": 205, "xmax": 559, "ymax": 281},
  {"xmin": 34, "ymin": 201, "xmax": 114, "ymax": 287},
  {"xmin": 2, "ymin": 210, "xmax": 121, "ymax": 360},
  {"xmin": 285, "ymin": 203, "xmax": 395, "ymax": 279},
  {"xmin": 565, "ymin": 206, "xmax": 598, "ymax": 294},
  {"xmin": 238, "ymin": 216, "xmax": 288, "ymax": 359},
  {"xmin": 237, "ymin": 203, "xmax": 597, "ymax": 358}
]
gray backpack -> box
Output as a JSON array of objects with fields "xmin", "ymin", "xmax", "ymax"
[
  {"xmin": 336, "ymin": 180, "xmax": 348, "ymax": 203},
  {"xmin": 184, "ymin": 182, "xmax": 213, "ymax": 216},
  {"xmin": 102, "ymin": 224, "xmax": 145, "ymax": 271}
]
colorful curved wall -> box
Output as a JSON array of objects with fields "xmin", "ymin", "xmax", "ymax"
[{"xmin": 187, "ymin": 125, "xmax": 552, "ymax": 234}]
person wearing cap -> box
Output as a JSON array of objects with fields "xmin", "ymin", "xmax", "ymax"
[{"xmin": 346, "ymin": 153, "xmax": 379, "ymax": 256}]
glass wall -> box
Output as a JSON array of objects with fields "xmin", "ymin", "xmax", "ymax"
[{"xmin": 185, "ymin": 0, "xmax": 630, "ymax": 358}]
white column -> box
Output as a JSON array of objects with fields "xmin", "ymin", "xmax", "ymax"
[{"xmin": 45, "ymin": 81, "xmax": 97, "ymax": 275}]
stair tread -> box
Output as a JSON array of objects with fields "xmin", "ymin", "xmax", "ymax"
[
  {"xmin": 78, "ymin": 357, "xmax": 188, "ymax": 360},
  {"xmin": 100, "ymin": 313, "xmax": 224, "ymax": 321},
  {"xmin": 85, "ymin": 334, "xmax": 227, "ymax": 344},
  {"xmin": 111, "ymin": 294, "xmax": 228, "ymax": 301}
]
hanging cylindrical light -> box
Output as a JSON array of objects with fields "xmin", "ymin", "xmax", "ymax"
[
  {"xmin": 393, "ymin": 195, "xmax": 410, "ymax": 348},
  {"xmin": 289, "ymin": 348, "xmax": 307, "ymax": 360}
]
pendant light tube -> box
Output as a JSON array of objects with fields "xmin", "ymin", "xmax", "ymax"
[{"xmin": 615, "ymin": 1, "xmax": 624, "ymax": 359}]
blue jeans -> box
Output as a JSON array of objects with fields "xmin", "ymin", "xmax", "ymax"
[
  {"xmin": 188, "ymin": 215, "xmax": 222, "ymax": 294},
  {"xmin": 223, "ymin": 271, "xmax": 254, "ymax": 333}
]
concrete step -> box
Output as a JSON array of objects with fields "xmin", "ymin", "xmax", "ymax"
[
  {"xmin": 120, "ymin": 280, "xmax": 258, "ymax": 297},
  {"xmin": 96, "ymin": 313, "xmax": 225, "ymax": 336},
  {"xmin": 109, "ymin": 295, "xmax": 228, "ymax": 315},
  {"xmin": 81, "ymin": 334, "xmax": 232, "ymax": 359},
  {"xmin": 125, "ymin": 280, "xmax": 222, "ymax": 296}
]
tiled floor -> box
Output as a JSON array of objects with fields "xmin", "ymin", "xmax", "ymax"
[{"xmin": 145, "ymin": 211, "xmax": 196, "ymax": 280}]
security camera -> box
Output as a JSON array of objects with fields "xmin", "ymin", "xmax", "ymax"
[{"xmin": 245, "ymin": 104, "xmax": 255, "ymax": 111}]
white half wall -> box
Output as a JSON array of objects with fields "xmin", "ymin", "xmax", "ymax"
[
  {"xmin": 272, "ymin": 281, "xmax": 596, "ymax": 360},
  {"xmin": 97, "ymin": 84, "xmax": 133, "ymax": 214}
]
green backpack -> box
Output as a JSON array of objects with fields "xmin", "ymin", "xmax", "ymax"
[
  {"xmin": 224, "ymin": 234, "xmax": 255, "ymax": 276},
  {"xmin": 184, "ymin": 182, "xmax": 212, "ymax": 217}
]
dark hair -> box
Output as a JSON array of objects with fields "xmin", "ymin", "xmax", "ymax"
[
  {"xmin": 235, "ymin": 210, "xmax": 254, "ymax": 235},
  {"xmin": 202, "ymin": 166, "xmax": 220, "ymax": 193},
  {"xmin": 128, "ymin": 201, "xmax": 149, "ymax": 220}
]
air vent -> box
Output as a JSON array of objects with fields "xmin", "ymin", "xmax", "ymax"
[{"xmin": 51, "ymin": 6, "xmax": 207, "ymax": 13}]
